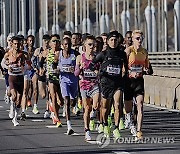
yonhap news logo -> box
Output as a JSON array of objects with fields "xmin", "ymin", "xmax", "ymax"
[{"xmin": 96, "ymin": 134, "xmax": 175, "ymax": 148}]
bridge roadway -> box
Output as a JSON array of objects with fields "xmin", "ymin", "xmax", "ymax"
[{"xmin": 0, "ymin": 79, "xmax": 180, "ymax": 154}]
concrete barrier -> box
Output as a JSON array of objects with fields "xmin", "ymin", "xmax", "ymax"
[{"xmin": 144, "ymin": 68, "xmax": 180, "ymax": 111}]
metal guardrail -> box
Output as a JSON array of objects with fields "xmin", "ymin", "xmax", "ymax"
[{"xmin": 148, "ymin": 51, "xmax": 180, "ymax": 69}]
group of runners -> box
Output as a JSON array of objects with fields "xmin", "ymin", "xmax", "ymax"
[{"xmin": 0, "ymin": 29, "xmax": 153, "ymax": 141}]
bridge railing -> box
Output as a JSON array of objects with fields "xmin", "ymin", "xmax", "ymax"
[{"xmin": 148, "ymin": 51, "xmax": 180, "ymax": 69}]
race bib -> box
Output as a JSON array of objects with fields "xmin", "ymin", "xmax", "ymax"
[
  {"xmin": 106, "ymin": 66, "xmax": 121, "ymax": 75},
  {"xmin": 62, "ymin": 65, "xmax": 74, "ymax": 73},
  {"xmin": 130, "ymin": 66, "xmax": 143, "ymax": 73},
  {"xmin": 84, "ymin": 70, "xmax": 97, "ymax": 78}
]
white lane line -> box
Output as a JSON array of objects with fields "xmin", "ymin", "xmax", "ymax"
[
  {"xmin": 0, "ymin": 106, "xmax": 4, "ymax": 108},
  {"xmin": 86, "ymin": 140, "xmax": 98, "ymax": 144},
  {"xmin": 113, "ymin": 152, "xmax": 130, "ymax": 154},
  {"xmin": 46, "ymin": 125, "xmax": 57, "ymax": 128},
  {"xmin": 6, "ymin": 110, "xmax": 10, "ymax": 112},
  {"xmin": 31, "ymin": 119, "xmax": 45, "ymax": 122},
  {"xmin": 64, "ymin": 132, "xmax": 80, "ymax": 136}
]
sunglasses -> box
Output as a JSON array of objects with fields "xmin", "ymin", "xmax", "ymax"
[
  {"xmin": 87, "ymin": 43, "xmax": 95, "ymax": 47},
  {"xmin": 52, "ymin": 39, "xmax": 60, "ymax": 43},
  {"xmin": 135, "ymin": 37, "xmax": 143, "ymax": 41}
]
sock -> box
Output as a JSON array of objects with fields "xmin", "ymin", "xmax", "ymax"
[
  {"xmin": 22, "ymin": 108, "xmax": 25, "ymax": 113},
  {"xmin": 67, "ymin": 120, "xmax": 72, "ymax": 130},
  {"xmin": 14, "ymin": 107, "xmax": 20, "ymax": 121},
  {"xmin": 34, "ymin": 104, "xmax": 37, "ymax": 108}
]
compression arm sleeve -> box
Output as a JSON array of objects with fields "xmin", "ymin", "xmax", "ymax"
[{"xmin": 74, "ymin": 64, "xmax": 81, "ymax": 76}]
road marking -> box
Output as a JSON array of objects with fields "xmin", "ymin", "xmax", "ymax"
[
  {"xmin": 86, "ymin": 140, "xmax": 98, "ymax": 144},
  {"xmin": 46, "ymin": 125, "xmax": 57, "ymax": 128},
  {"xmin": 0, "ymin": 106, "xmax": 4, "ymax": 108},
  {"xmin": 113, "ymin": 152, "xmax": 130, "ymax": 154},
  {"xmin": 32, "ymin": 119, "xmax": 45, "ymax": 122},
  {"xmin": 6, "ymin": 110, "xmax": 10, "ymax": 112},
  {"xmin": 64, "ymin": 132, "xmax": 80, "ymax": 136}
]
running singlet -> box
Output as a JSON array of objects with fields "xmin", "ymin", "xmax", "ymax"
[
  {"xmin": 59, "ymin": 50, "xmax": 78, "ymax": 83},
  {"xmin": 8, "ymin": 52, "xmax": 24, "ymax": 76},
  {"xmin": 79, "ymin": 53, "xmax": 99, "ymax": 90},
  {"xmin": 46, "ymin": 49, "xmax": 59, "ymax": 81},
  {"xmin": 128, "ymin": 46, "xmax": 149, "ymax": 78}
]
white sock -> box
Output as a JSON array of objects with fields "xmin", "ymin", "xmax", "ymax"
[
  {"xmin": 67, "ymin": 120, "xmax": 72, "ymax": 130},
  {"xmin": 22, "ymin": 109, "xmax": 25, "ymax": 113},
  {"xmin": 14, "ymin": 107, "xmax": 19, "ymax": 121},
  {"xmin": 34, "ymin": 104, "xmax": 37, "ymax": 108}
]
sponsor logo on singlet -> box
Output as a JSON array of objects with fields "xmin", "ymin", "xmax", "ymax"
[
  {"xmin": 84, "ymin": 69, "xmax": 97, "ymax": 78},
  {"xmin": 62, "ymin": 64, "xmax": 74, "ymax": 73},
  {"xmin": 106, "ymin": 65, "xmax": 121, "ymax": 75}
]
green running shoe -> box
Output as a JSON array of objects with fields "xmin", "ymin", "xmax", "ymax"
[
  {"xmin": 98, "ymin": 124, "xmax": 104, "ymax": 133},
  {"xmin": 89, "ymin": 119, "xmax": 95, "ymax": 131},
  {"xmin": 113, "ymin": 128, "xmax": 121, "ymax": 140},
  {"xmin": 104, "ymin": 126, "xmax": 110, "ymax": 138},
  {"xmin": 119, "ymin": 119, "xmax": 125, "ymax": 130}
]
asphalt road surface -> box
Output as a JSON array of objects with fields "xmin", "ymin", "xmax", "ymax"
[{"xmin": 0, "ymin": 79, "xmax": 180, "ymax": 154}]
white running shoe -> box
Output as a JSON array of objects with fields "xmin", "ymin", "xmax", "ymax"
[
  {"xmin": 67, "ymin": 129, "xmax": 74, "ymax": 135},
  {"xmin": 130, "ymin": 126, "xmax": 137, "ymax": 136},
  {"xmin": 9, "ymin": 104, "xmax": 14, "ymax": 119},
  {"xmin": 85, "ymin": 131, "xmax": 92, "ymax": 141},
  {"xmin": 44, "ymin": 111, "xmax": 50, "ymax": 119},
  {"xmin": 12, "ymin": 118, "xmax": 19, "ymax": 126}
]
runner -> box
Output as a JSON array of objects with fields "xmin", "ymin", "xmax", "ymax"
[
  {"xmin": 90, "ymin": 31, "xmax": 128, "ymax": 140},
  {"xmin": 59, "ymin": 37, "xmax": 78, "ymax": 135},
  {"xmin": 1, "ymin": 36, "xmax": 25, "ymax": 126},
  {"xmin": 124, "ymin": 30, "xmax": 152, "ymax": 140},
  {"xmin": 75, "ymin": 35, "xmax": 100, "ymax": 141},
  {"xmin": 47, "ymin": 34, "xmax": 63, "ymax": 127}
]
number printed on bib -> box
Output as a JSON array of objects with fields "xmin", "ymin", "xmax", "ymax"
[
  {"xmin": 106, "ymin": 66, "xmax": 121, "ymax": 75},
  {"xmin": 130, "ymin": 66, "xmax": 143, "ymax": 73},
  {"xmin": 62, "ymin": 65, "xmax": 74, "ymax": 73},
  {"xmin": 84, "ymin": 70, "xmax": 97, "ymax": 78}
]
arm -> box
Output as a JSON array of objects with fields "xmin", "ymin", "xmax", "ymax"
[{"xmin": 74, "ymin": 55, "xmax": 82, "ymax": 76}]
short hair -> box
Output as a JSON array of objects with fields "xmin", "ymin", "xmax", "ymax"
[
  {"xmin": 63, "ymin": 31, "xmax": 72, "ymax": 37},
  {"xmin": 96, "ymin": 36, "xmax": 103, "ymax": 43},
  {"xmin": 100, "ymin": 33, "xmax": 108, "ymax": 37},
  {"xmin": 51, "ymin": 34, "xmax": 60, "ymax": 40},
  {"xmin": 84, "ymin": 35, "xmax": 95, "ymax": 42},
  {"xmin": 17, "ymin": 34, "xmax": 24, "ymax": 41},
  {"xmin": 125, "ymin": 31, "xmax": 132, "ymax": 37},
  {"xmin": 11, "ymin": 36, "xmax": 20, "ymax": 42},
  {"xmin": 27, "ymin": 35, "xmax": 35, "ymax": 40},
  {"xmin": 42, "ymin": 34, "xmax": 51, "ymax": 40},
  {"xmin": 132, "ymin": 30, "xmax": 143, "ymax": 37}
]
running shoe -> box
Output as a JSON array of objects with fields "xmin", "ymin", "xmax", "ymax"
[
  {"xmin": 67, "ymin": 129, "xmax": 74, "ymax": 135},
  {"xmin": 4, "ymin": 93, "xmax": 10, "ymax": 104},
  {"xmin": 52, "ymin": 115, "xmax": 58, "ymax": 124},
  {"xmin": 136, "ymin": 131, "xmax": 143, "ymax": 139},
  {"xmin": 85, "ymin": 131, "xmax": 92, "ymax": 141},
  {"xmin": 32, "ymin": 106, "xmax": 39, "ymax": 114},
  {"xmin": 89, "ymin": 119, "xmax": 95, "ymax": 131},
  {"xmin": 113, "ymin": 128, "xmax": 121, "ymax": 140},
  {"xmin": 78, "ymin": 99, "xmax": 82, "ymax": 109},
  {"xmin": 104, "ymin": 126, "xmax": 110, "ymax": 138},
  {"xmin": 9, "ymin": 104, "xmax": 14, "ymax": 119},
  {"xmin": 108, "ymin": 116, "xmax": 113, "ymax": 129},
  {"xmin": 130, "ymin": 126, "xmax": 137, "ymax": 136},
  {"xmin": 44, "ymin": 110, "xmax": 50, "ymax": 119},
  {"xmin": 72, "ymin": 106, "xmax": 80, "ymax": 116},
  {"xmin": 119, "ymin": 119, "xmax": 125, "ymax": 130},
  {"xmin": 20, "ymin": 112, "xmax": 26, "ymax": 121},
  {"xmin": 56, "ymin": 121, "xmax": 62, "ymax": 128},
  {"xmin": 98, "ymin": 124, "xmax": 104, "ymax": 133},
  {"xmin": 12, "ymin": 118, "xmax": 19, "ymax": 126}
]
